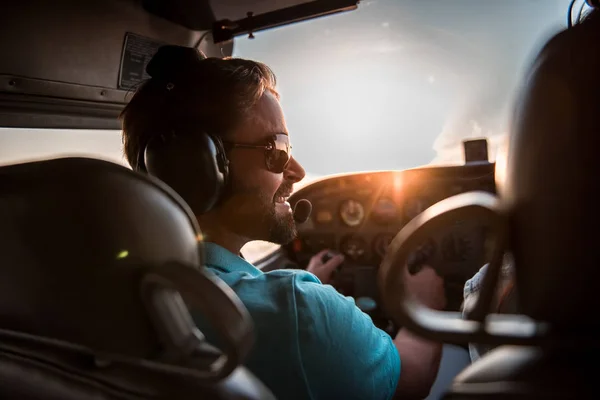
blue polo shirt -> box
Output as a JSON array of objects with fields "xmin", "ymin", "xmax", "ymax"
[{"xmin": 192, "ymin": 242, "xmax": 400, "ymax": 400}]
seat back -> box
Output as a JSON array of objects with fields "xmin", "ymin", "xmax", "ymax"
[
  {"xmin": 375, "ymin": 7, "xmax": 600, "ymax": 399},
  {"xmin": 0, "ymin": 157, "xmax": 275, "ymax": 399},
  {"xmin": 491, "ymin": 10, "xmax": 599, "ymax": 332},
  {"xmin": 443, "ymin": 9, "xmax": 600, "ymax": 400}
]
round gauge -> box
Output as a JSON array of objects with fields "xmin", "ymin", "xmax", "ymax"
[
  {"xmin": 373, "ymin": 233, "xmax": 395, "ymax": 258},
  {"xmin": 404, "ymin": 197, "xmax": 430, "ymax": 220},
  {"xmin": 340, "ymin": 235, "xmax": 368, "ymax": 260},
  {"xmin": 372, "ymin": 198, "xmax": 398, "ymax": 223},
  {"xmin": 339, "ymin": 199, "xmax": 365, "ymax": 227}
]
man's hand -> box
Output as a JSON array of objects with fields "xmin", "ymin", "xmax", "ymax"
[
  {"xmin": 306, "ymin": 249, "xmax": 344, "ymax": 284},
  {"xmin": 404, "ymin": 264, "xmax": 446, "ymax": 310}
]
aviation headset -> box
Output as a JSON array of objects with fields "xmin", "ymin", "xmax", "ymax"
[{"xmin": 135, "ymin": 45, "xmax": 230, "ymax": 215}]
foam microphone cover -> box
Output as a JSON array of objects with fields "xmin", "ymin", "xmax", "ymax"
[{"xmin": 293, "ymin": 199, "xmax": 312, "ymax": 224}]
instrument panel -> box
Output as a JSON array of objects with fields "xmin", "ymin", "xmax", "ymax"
[{"xmin": 284, "ymin": 163, "xmax": 496, "ymax": 326}]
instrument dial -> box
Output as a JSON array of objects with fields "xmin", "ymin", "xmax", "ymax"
[
  {"xmin": 373, "ymin": 233, "xmax": 395, "ymax": 258},
  {"xmin": 340, "ymin": 235, "xmax": 368, "ymax": 260},
  {"xmin": 340, "ymin": 199, "xmax": 365, "ymax": 227},
  {"xmin": 372, "ymin": 197, "xmax": 398, "ymax": 223}
]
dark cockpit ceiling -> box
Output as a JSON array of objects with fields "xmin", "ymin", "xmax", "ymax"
[
  {"xmin": 0, "ymin": 0, "xmax": 358, "ymax": 131},
  {"xmin": 285, "ymin": 162, "xmax": 496, "ymax": 315}
]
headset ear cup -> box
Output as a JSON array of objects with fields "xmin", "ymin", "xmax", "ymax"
[{"xmin": 144, "ymin": 132, "xmax": 226, "ymax": 214}]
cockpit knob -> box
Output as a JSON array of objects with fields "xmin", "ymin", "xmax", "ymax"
[{"xmin": 355, "ymin": 296, "xmax": 377, "ymax": 313}]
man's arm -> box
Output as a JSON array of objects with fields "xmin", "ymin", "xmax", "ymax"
[
  {"xmin": 392, "ymin": 266, "xmax": 447, "ymax": 399},
  {"xmin": 393, "ymin": 329, "xmax": 443, "ymax": 399},
  {"xmin": 291, "ymin": 263, "xmax": 445, "ymax": 399},
  {"xmin": 292, "ymin": 273, "xmax": 400, "ymax": 400}
]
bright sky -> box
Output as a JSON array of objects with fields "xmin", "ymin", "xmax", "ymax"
[
  {"xmin": 0, "ymin": 0, "xmax": 580, "ymax": 182},
  {"xmin": 232, "ymin": 0, "xmax": 575, "ymax": 176}
]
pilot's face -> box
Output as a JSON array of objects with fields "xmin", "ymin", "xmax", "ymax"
[{"xmin": 222, "ymin": 91, "xmax": 306, "ymax": 244}]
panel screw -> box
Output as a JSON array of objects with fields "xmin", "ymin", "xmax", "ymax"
[{"xmin": 247, "ymin": 12, "xmax": 255, "ymax": 39}]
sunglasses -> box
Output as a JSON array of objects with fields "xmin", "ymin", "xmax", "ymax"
[{"xmin": 223, "ymin": 133, "xmax": 292, "ymax": 173}]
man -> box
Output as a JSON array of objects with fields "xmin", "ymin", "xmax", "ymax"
[{"xmin": 120, "ymin": 46, "xmax": 446, "ymax": 399}]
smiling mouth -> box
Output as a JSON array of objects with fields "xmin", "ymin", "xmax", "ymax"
[{"xmin": 274, "ymin": 194, "xmax": 291, "ymax": 204}]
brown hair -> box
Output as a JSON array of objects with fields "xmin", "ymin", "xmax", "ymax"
[{"xmin": 120, "ymin": 56, "xmax": 278, "ymax": 170}]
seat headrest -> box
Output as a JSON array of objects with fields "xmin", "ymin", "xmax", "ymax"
[
  {"xmin": 0, "ymin": 157, "xmax": 202, "ymax": 357},
  {"xmin": 503, "ymin": 14, "xmax": 600, "ymax": 326}
]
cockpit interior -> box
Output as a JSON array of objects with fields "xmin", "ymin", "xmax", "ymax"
[
  {"xmin": 1, "ymin": 0, "xmax": 599, "ymax": 399},
  {"xmin": 283, "ymin": 162, "xmax": 495, "ymax": 328}
]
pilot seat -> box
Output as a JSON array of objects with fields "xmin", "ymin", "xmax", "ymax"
[{"xmin": 0, "ymin": 157, "xmax": 275, "ymax": 399}]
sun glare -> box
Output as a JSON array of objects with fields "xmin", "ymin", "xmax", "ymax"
[
  {"xmin": 494, "ymin": 136, "xmax": 510, "ymax": 195},
  {"xmin": 393, "ymin": 172, "xmax": 404, "ymax": 193}
]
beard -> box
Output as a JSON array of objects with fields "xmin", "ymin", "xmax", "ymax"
[
  {"xmin": 261, "ymin": 184, "xmax": 297, "ymax": 245},
  {"xmin": 227, "ymin": 177, "xmax": 297, "ymax": 245}
]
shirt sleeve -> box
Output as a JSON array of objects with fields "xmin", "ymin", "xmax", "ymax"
[{"xmin": 291, "ymin": 273, "xmax": 401, "ymax": 400}]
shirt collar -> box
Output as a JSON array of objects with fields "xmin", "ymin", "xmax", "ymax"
[{"xmin": 203, "ymin": 242, "xmax": 263, "ymax": 277}]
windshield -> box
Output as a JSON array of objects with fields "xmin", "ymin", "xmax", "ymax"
[
  {"xmin": 0, "ymin": 1, "xmax": 577, "ymax": 175},
  {"xmin": 0, "ymin": 128, "xmax": 125, "ymax": 167},
  {"xmin": 233, "ymin": 0, "xmax": 576, "ymax": 181}
]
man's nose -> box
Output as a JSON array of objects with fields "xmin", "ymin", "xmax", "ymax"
[{"xmin": 284, "ymin": 156, "xmax": 306, "ymax": 183}]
